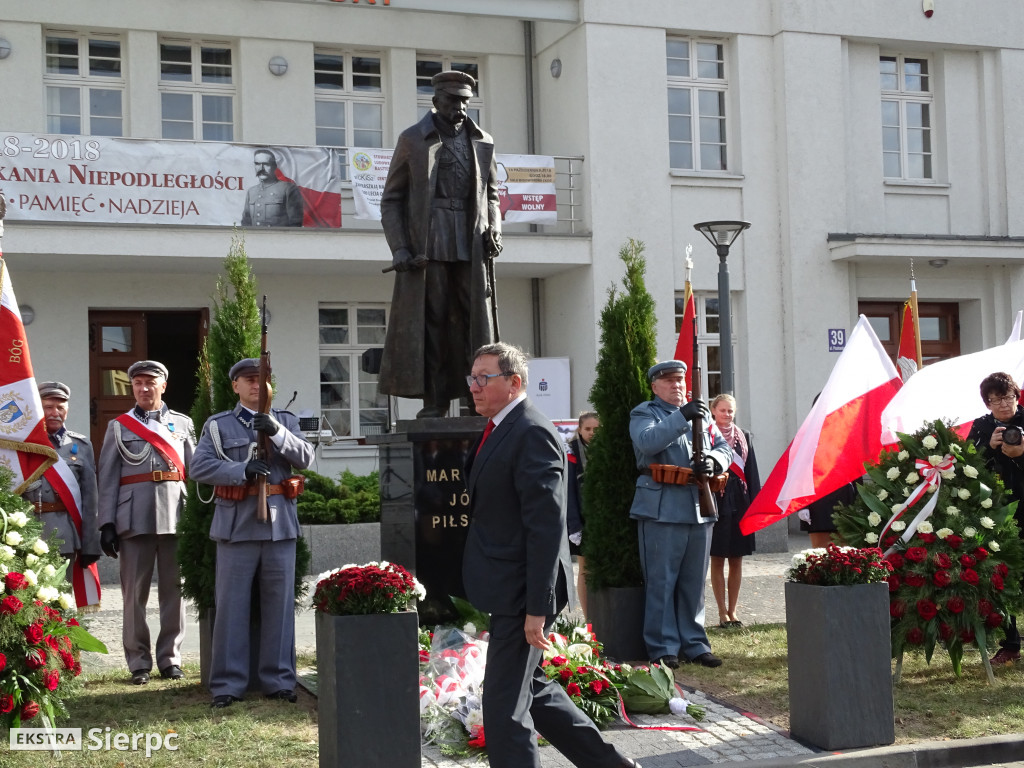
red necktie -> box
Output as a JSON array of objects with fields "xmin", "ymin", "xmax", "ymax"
[{"xmin": 476, "ymin": 420, "xmax": 495, "ymax": 456}]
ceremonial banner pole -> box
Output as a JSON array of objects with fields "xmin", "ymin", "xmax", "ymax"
[{"xmin": 909, "ymin": 261, "xmax": 923, "ymax": 369}]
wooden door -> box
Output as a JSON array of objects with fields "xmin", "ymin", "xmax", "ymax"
[
  {"xmin": 89, "ymin": 311, "xmax": 147, "ymax": 452},
  {"xmin": 859, "ymin": 301, "xmax": 960, "ymax": 366}
]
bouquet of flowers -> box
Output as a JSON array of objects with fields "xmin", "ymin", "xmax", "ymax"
[
  {"xmin": 601, "ymin": 661, "xmax": 706, "ymax": 721},
  {"xmin": 419, "ymin": 626, "xmax": 488, "ymax": 758},
  {"xmin": 312, "ymin": 561, "xmax": 425, "ymax": 616},
  {"xmin": 833, "ymin": 420, "xmax": 1024, "ymax": 676},
  {"xmin": 786, "ymin": 545, "xmax": 893, "ymax": 586},
  {"xmin": 0, "ymin": 482, "xmax": 107, "ymax": 730},
  {"xmin": 541, "ymin": 624, "xmax": 619, "ymax": 727}
]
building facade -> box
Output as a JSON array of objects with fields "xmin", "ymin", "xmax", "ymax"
[{"xmin": 2, "ymin": 0, "xmax": 1023, "ymax": 549}]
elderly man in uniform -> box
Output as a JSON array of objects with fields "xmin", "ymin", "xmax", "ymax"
[
  {"xmin": 189, "ymin": 358, "xmax": 314, "ymax": 709},
  {"xmin": 98, "ymin": 360, "xmax": 195, "ymax": 685},
  {"xmin": 378, "ymin": 70, "xmax": 502, "ymax": 418},
  {"xmin": 630, "ymin": 360, "xmax": 732, "ymax": 670},
  {"xmin": 241, "ymin": 148, "xmax": 304, "ymax": 227},
  {"xmin": 21, "ymin": 381, "xmax": 100, "ymax": 584}
]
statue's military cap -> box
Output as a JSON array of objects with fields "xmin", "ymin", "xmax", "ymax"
[
  {"xmin": 647, "ymin": 360, "xmax": 687, "ymax": 383},
  {"xmin": 431, "ymin": 70, "xmax": 475, "ymax": 97},
  {"xmin": 127, "ymin": 360, "xmax": 168, "ymax": 380}
]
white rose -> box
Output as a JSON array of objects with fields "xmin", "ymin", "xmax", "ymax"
[
  {"xmin": 990, "ymin": 541, "xmax": 1001, "ymax": 552},
  {"xmin": 891, "ymin": 503, "xmax": 903, "ymax": 514},
  {"xmin": 963, "ymin": 465, "xmax": 979, "ymax": 478},
  {"xmin": 936, "ymin": 528, "xmax": 953, "ymax": 539},
  {"xmin": 941, "ymin": 471, "xmax": 955, "ymax": 481},
  {"xmin": 43, "ymin": 564, "xmax": 56, "ymax": 577},
  {"xmin": 4, "ymin": 531, "xmax": 22, "ymax": 547},
  {"xmin": 906, "ymin": 472, "xmax": 920, "ymax": 484},
  {"xmin": 917, "ymin": 521, "xmax": 934, "ymax": 534},
  {"xmin": 864, "ymin": 532, "xmax": 879, "ymax": 544},
  {"xmin": 980, "ymin": 516, "xmax": 996, "ymax": 529},
  {"xmin": 927, "ymin": 484, "xmax": 939, "ymax": 493},
  {"xmin": 946, "ymin": 506, "xmax": 960, "ymax": 516},
  {"xmin": 58, "ymin": 593, "xmax": 73, "ymax": 610},
  {"xmin": 867, "ymin": 512, "xmax": 882, "ymax": 527},
  {"xmin": 898, "ymin": 451, "xmax": 910, "ymax": 461},
  {"xmin": 922, "ymin": 435, "xmax": 938, "ymax": 449},
  {"xmin": 23, "ymin": 568, "xmax": 38, "ymax": 586},
  {"xmin": 0, "ymin": 544, "xmax": 13, "ymax": 560},
  {"xmin": 31, "ymin": 539, "xmax": 49, "ymax": 556},
  {"xmin": 25, "ymin": 553, "xmax": 38, "ymax": 566},
  {"xmin": 891, "ymin": 521, "xmax": 907, "ymax": 532},
  {"xmin": 964, "ymin": 526, "xmax": 977, "ymax": 537},
  {"xmin": 886, "ymin": 467, "xmax": 900, "ymax": 481},
  {"xmin": 463, "ymin": 622, "xmax": 477, "ymax": 636},
  {"xmin": 36, "ymin": 586, "xmax": 59, "ymax": 602},
  {"xmin": 981, "ymin": 498, "xmax": 993, "ymax": 509},
  {"xmin": 8, "ymin": 511, "xmax": 29, "ymax": 528},
  {"xmin": 958, "ymin": 489, "xmax": 971, "ymax": 500},
  {"xmin": 927, "ymin": 454, "xmax": 943, "ymax": 466},
  {"xmin": 877, "ymin": 489, "xmax": 889, "ymax": 501}
]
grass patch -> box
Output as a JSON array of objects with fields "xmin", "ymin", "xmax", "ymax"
[{"xmin": 678, "ymin": 623, "xmax": 1024, "ymax": 743}]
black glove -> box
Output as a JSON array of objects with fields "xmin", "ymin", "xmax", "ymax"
[
  {"xmin": 100, "ymin": 524, "xmax": 119, "ymax": 559},
  {"xmin": 78, "ymin": 553, "xmax": 101, "ymax": 568},
  {"xmin": 252, "ymin": 413, "xmax": 280, "ymax": 436},
  {"xmin": 681, "ymin": 400, "xmax": 711, "ymax": 422},
  {"xmin": 245, "ymin": 459, "xmax": 271, "ymax": 479},
  {"xmin": 695, "ymin": 456, "xmax": 718, "ymax": 478}
]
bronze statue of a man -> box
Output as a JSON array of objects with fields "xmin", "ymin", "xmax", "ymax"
[{"xmin": 378, "ymin": 70, "xmax": 502, "ymax": 418}]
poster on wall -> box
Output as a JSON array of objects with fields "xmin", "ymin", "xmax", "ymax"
[
  {"xmin": 0, "ymin": 132, "xmax": 345, "ymax": 228},
  {"xmin": 349, "ymin": 148, "xmax": 558, "ymax": 225},
  {"xmin": 526, "ymin": 357, "xmax": 571, "ymax": 423}
]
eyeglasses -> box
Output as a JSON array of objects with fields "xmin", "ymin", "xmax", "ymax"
[
  {"xmin": 466, "ymin": 372, "xmax": 512, "ymax": 388},
  {"xmin": 987, "ymin": 395, "xmax": 1018, "ymax": 406}
]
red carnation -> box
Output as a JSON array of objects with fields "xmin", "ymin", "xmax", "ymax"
[
  {"xmin": 0, "ymin": 652, "xmax": 5, "ymax": 672},
  {"xmin": 973, "ymin": 547, "xmax": 989, "ymax": 561},
  {"xmin": 938, "ymin": 622, "xmax": 954, "ymax": 641},
  {"xmin": 906, "ymin": 627, "xmax": 925, "ymax": 645},
  {"xmin": 886, "ymin": 553, "xmax": 905, "ymax": 569},
  {"xmin": 20, "ymin": 701, "xmax": 39, "ymax": 721},
  {"xmin": 960, "ymin": 627, "xmax": 976, "ymax": 643},
  {"xmin": 23, "ymin": 622, "xmax": 44, "ymax": 645},
  {"xmin": 945, "ymin": 596, "xmax": 965, "ymax": 614},
  {"xmin": 905, "ymin": 547, "xmax": 928, "ymax": 563},
  {"xmin": 961, "ymin": 568, "xmax": 980, "ymax": 586},
  {"xmin": 25, "ymin": 647, "xmax": 47, "ymax": 671},
  {"xmin": 890, "ymin": 600, "xmax": 906, "ymax": 618},
  {"xmin": 576, "ymin": 666, "xmax": 589, "ymax": 675},
  {"xmin": 916, "ymin": 599, "xmax": 938, "ymax": 620},
  {"xmin": 918, "ymin": 533, "xmax": 937, "ymax": 544},
  {"xmin": 933, "ymin": 553, "xmax": 952, "ymax": 569},
  {"xmin": 43, "ymin": 634, "xmax": 61, "ymax": 653},
  {"xmin": 904, "ymin": 573, "xmax": 926, "ymax": 588},
  {"xmin": 559, "ymin": 669, "xmax": 573, "ymax": 682},
  {"xmin": 0, "ymin": 595, "xmax": 23, "ymax": 615},
  {"xmin": 589, "ymin": 680, "xmax": 605, "ymax": 695},
  {"xmin": 43, "ymin": 669, "xmax": 60, "ymax": 691},
  {"xmin": 945, "ymin": 535, "xmax": 963, "ymax": 549},
  {"xmin": 978, "ymin": 599, "xmax": 994, "ymax": 615},
  {"xmin": 883, "ymin": 535, "xmax": 900, "ymax": 548},
  {"xmin": 551, "ymin": 655, "xmax": 567, "ymax": 667},
  {"xmin": 4, "ymin": 571, "xmax": 28, "ymax": 592},
  {"xmin": 959, "ymin": 554, "xmax": 976, "ymax": 568},
  {"xmin": 996, "ymin": 563, "xmax": 1009, "ymax": 577},
  {"xmin": 0, "ymin": 693, "xmax": 13, "ymax": 714},
  {"xmin": 932, "ymin": 570, "xmax": 952, "ymax": 588},
  {"xmin": 888, "ymin": 574, "xmax": 901, "ymax": 593},
  {"xmin": 566, "ymin": 682, "xmax": 581, "ymax": 697},
  {"xmin": 986, "ymin": 612, "xmax": 1004, "ymax": 629},
  {"xmin": 992, "ymin": 573, "xmax": 1005, "ymax": 591}
]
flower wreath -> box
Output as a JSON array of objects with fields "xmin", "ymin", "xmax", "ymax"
[{"xmin": 833, "ymin": 420, "xmax": 1024, "ymax": 677}]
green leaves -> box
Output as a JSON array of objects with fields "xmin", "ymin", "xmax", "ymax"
[{"xmin": 619, "ymin": 663, "xmax": 675, "ymax": 714}]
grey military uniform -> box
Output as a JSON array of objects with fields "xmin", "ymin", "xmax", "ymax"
[
  {"xmin": 21, "ymin": 428, "xmax": 100, "ymax": 565},
  {"xmin": 190, "ymin": 404, "xmax": 314, "ymax": 697},
  {"xmin": 97, "ymin": 406, "xmax": 195, "ymax": 675},
  {"xmin": 240, "ymin": 180, "xmax": 304, "ymax": 227}
]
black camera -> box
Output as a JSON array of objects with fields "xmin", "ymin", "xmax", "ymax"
[{"xmin": 1002, "ymin": 424, "xmax": 1023, "ymax": 446}]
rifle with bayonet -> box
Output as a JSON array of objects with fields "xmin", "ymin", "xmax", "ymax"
[{"xmin": 256, "ymin": 295, "xmax": 272, "ymax": 523}]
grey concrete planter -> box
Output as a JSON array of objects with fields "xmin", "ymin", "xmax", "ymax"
[
  {"xmin": 785, "ymin": 581, "xmax": 895, "ymax": 750},
  {"xmin": 301, "ymin": 522, "xmax": 381, "ymax": 577},
  {"xmin": 588, "ymin": 585, "xmax": 647, "ymax": 662}
]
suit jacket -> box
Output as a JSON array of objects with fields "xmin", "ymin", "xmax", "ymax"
[
  {"xmin": 377, "ymin": 112, "xmax": 500, "ymax": 400},
  {"xmin": 629, "ymin": 397, "xmax": 732, "ymax": 525},
  {"xmin": 22, "ymin": 429, "xmax": 99, "ymax": 557},
  {"xmin": 97, "ymin": 409, "xmax": 195, "ymax": 537},
  {"xmin": 462, "ymin": 399, "xmax": 574, "ymax": 617},
  {"xmin": 189, "ymin": 405, "xmax": 315, "ymax": 543}
]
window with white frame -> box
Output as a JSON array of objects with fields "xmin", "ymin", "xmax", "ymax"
[
  {"xmin": 416, "ymin": 56, "xmax": 482, "ymax": 125},
  {"xmin": 675, "ymin": 291, "xmax": 731, "ymax": 397},
  {"xmin": 159, "ymin": 39, "xmax": 234, "ymax": 141},
  {"xmin": 44, "ymin": 31, "xmax": 124, "ymax": 136},
  {"xmin": 666, "ymin": 38, "xmax": 728, "ymax": 172},
  {"xmin": 314, "ymin": 50, "xmax": 384, "ymax": 178},
  {"xmin": 319, "ymin": 305, "xmax": 389, "ymax": 438},
  {"xmin": 880, "ymin": 55, "xmax": 933, "ymax": 180}
]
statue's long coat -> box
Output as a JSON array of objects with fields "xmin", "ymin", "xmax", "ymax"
[{"xmin": 378, "ymin": 112, "xmax": 500, "ymax": 400}]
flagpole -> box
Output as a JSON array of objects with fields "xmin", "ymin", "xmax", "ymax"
[{"xmin": 910, "ymin": 261, "xmax": 923, "ymax": 369}]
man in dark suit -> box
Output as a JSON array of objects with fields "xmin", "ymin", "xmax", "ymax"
[{"xmin": 462, "ymin": 342, "xmax": 640, "ymax": 768}]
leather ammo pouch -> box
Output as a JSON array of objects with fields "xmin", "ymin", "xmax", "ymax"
[
  {"xmin": 215, "ymin": 484, "xmax": 250, "ymax": 501},
  {"xmin": 649, "ymin": 464, "xmax": 730, "ymax": 491},
  {"xmin": 215, "ymin": 475, "xmax": 304, "ymax": 501},
  {"xmin": 281, "ymin": 474, "xmax": 305, "ymax": 499}
]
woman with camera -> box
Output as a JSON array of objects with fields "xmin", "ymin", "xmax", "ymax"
[{"xmin": 967, "ymin": 371, "xmax": 1024, "ymax": 666}]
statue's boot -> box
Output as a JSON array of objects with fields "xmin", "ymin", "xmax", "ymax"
[{"xmin": 416, "ymin": 399, "xmax": 450, "ymax": 418}]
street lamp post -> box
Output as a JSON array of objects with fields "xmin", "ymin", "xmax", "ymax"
[{"xmin": 693, "ymin": 220, "xmax": 750, "ymax": 395}]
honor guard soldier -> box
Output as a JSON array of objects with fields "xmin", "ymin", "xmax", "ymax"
[
  {"xmin": 21, "ymin": 381, "xmax": 101, "ymax": 607},
  {"xmin": 190, "ymin": 358, "xmax": 314, "ymax": 709},
  {"xmin": 97, "ymin": 360, "xmax": 195, "ymax": 685}
]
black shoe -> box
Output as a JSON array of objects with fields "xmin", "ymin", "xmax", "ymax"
[
  {"xmin": 211, "ymin": 695, "xmax": 240, "ymax": 709},
  {"xmin": 265, "ymin": 690, "xmax": 298, "ymax": 703},
  {"xmin": 690, "ymin": 652, "xmax": 723, "ymax": 668},
  {"xmin": 160, "ymin": 665, "xmax": 184, "ymax": 680},
  {"xmin": 130, "ymin": 670, "xmax": 150, "ymax": 685},
  {"xmin": 651, "ymin": 655, "xmax": 680, "ymax": 669}
]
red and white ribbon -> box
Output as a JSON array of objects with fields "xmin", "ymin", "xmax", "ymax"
[{"xmin": 881, "ymin": 453, "xmax": 955, "ymax": 555}]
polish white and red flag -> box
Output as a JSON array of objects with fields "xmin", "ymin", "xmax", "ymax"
[
  {"xmin": 740, "ymin": 316, "xmax": 902, "ymax": 534},
  {"xmin": 0, "ymin": 256, "xmax": 58, "ymax": 494},
  {"xmin": 43, "ymin": 460, "xmax": 101, "ymax": 608},
  {"xmin": 274, "ymin": 148, "xmax": 343, "ymax": 228}
]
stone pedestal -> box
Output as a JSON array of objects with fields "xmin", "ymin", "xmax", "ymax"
[{"xmin": 372, "ymin": 416, "xmax": 485, "ymax": 625}]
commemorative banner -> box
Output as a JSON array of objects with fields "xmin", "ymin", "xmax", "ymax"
[
  {"xmin": 349, "ymin": 148, "xmax": 558, "ymax": 225},
  {"xmin": 0, "ymin": 132, "xmax": 345, "ymax": 228}
]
